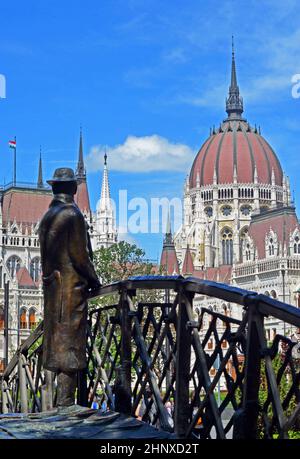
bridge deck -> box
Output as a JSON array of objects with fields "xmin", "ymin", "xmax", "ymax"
[{"xmin": 0, "ymin": 406, "xmax": 173, "ymax": 440}]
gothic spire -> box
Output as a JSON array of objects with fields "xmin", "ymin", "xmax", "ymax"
[
  {"xmin": 164, "ymin": 208, "xmax": 173, "ymax": 246},
  {"xmin": 160, "ymin": 207, "xmax": 179, "ymax": 274},
  {"xmin": 37, "ymin": 147, "xmax": 44, "ymax": 188},
  {"xmin": 225, "ymin": 36, "xmax": 244, "ymax": 120},
  {"xmin": 76, "ymin": 126, "xmax": 86, "ymax": 181},
  {"xmin": 95, "ymin": 151, "xmax": 117, "ymax": 248},
  {"xmin": 99, "ymin": 152, "xmax": 112, "ymax": 212}
]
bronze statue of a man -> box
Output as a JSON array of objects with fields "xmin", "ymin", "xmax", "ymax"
[{"xmin": 39, "ymin": 168, "xmax": 101, "ymax": 407}]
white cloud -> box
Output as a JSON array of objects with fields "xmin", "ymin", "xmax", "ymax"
[{"xmin": 85, "ymin": 134, "xmax": 195, "ymax": 173}]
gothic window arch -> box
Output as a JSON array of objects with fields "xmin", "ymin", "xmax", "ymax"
[
  {"xmin": 30, "ymin": 257, "xmax": 41, "ymax": 282},
  {"xmin": 29, "ymin": 308, "xmax": 37, "ymax": 330},
  {"xmin": 294, "ymin": 236, "xmax": 300, "ymax": 254},
  {"xmin": 221, "ymin": 227, "xmax": 233, "ymax": 265},
  {"xmin": 245, "ymin": 243, "xmax": 251, "ymax": 261},
  {"xmin": 6, "ymin": 255, "xmax": 21, "ymax": 279},
  {"xmin": 289, "ymin": 229, "xmax": 300, "ymax": 255},
  {"xmin": 265, "ymin": 230, "xmax": 278, "ymax": 258},
  {"xmin": 20, "ymin": 307, "xmax": 28, "ymax": 329}
]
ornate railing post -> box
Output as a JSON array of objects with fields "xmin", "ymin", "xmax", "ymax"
[
  {"xmin": 233, "ymin": 296, "xmax": 261, "ymax": 439},
  {"xmin": 18, "ymin": 353, "xmax": 28, "ymax": 413},
  {"xmin": 41, "ymin": 370, "xmax": 54, "ymax": 412},
  {"xmin": 115, "ymin": 287, "xmax": 132, "ymax": 415},
  {"xmin": 1, "ymin": 380, "xmax": 9, "ymax": 414},
  {"xmin": 174, "ymin": 288, "xmax": 192, "ymax": 437}
]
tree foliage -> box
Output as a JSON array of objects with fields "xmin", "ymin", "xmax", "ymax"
[
  {"xmin": 93, "ymin": 241, "xmax": 153, "ymax": 285},
  {"xmin": 258, "ymin": 351, "xmax": 300, "ymax": 438}
]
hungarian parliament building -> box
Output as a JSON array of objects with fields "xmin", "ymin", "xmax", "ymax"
[{"xmin": 1, "ymin": 45, "xmax": 300, "ymax": 371}]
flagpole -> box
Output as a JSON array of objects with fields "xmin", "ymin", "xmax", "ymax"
[{"xmin": 14, "ymin": 136, "xmax": 16, "ymax": 186}]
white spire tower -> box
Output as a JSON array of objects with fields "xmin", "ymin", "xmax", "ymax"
[{"xmin": 95, "ymin": 152, "xmax": 117, "ymax": 248}]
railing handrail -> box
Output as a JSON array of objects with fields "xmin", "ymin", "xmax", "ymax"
[
  {"xmin": 1, "ymin": 275, "xmax": 300, "ymax": 439},
  {"xmin": 88, "ymin": 275, "xmax": 300, "ymax": 328},
  {"xmin": 3, "ymin": 275, "xmax": 300, "ymax": 382}
]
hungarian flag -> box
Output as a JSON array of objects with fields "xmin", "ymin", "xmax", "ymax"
[{"xmin": 9, "ymin": 139, "xmax": 16, "ymax": 149}]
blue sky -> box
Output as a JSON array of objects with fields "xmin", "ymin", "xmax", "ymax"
[{"xmin": 0, "ymin": 0, "xmax": 299, "ymax": 260}]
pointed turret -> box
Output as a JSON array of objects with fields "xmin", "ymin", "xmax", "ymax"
[
  {"xmin": 74, "ymin": 128, "xmax": 91, "ymax": 215},
  {"xmin": 99, "ymin": 150, "xmax": 112, "ymax": 212},
  {"xmin": 182, "ymin": 245, "xmax": 194, "ymax": 275},
  {"xmin": 37, "ymin": 147, "xmax": 44, "ymax": 188},
  {"xmin": 160, "ymin": 209, "xmax": 179, "ymax": 274},
  {"xmin": 95, "ymin": 152, "xmax": 117, "ymax": 248},
  {"xmin": 76, "ymin": 126, "xmax": 86, "ymax": 182},
  {"xmin": 225, "ymin": 36, "xmax": 244, "ymax": 120}
]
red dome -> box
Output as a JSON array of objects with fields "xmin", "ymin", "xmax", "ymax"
[{"xmin": 189, "ymin": 120, "xmax": 283, "ymax": 188}]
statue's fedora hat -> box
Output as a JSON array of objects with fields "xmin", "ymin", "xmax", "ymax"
[{"xmin": 47, "ymin": 168, "xmax": 77, "ymax": 185}]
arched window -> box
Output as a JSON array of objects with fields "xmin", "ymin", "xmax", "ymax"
[
  {"xmin": 30, "ymin": 257, "xmax": 41, "ymax": 282},
  {"xmin": 266, "ymin": 230, "xmax": 278, "ymax": 258},
  {"xmin": 29, "ymin": 308, "xmax": 36, "ymax": 330},
  {"xmin": 20, "ymin": 308, "xmax": 28, "ymax": 329},
  {"xmin": 294, "ymin": 236, "xmax": 300, "ymax": 254},
  {"xmin": 245, "ymin": 243, "xmax": 251, "ymax": 261},
  {"xmin": 222, "ymin": 228, "xmax": 233, "ymax": 265},
  {"xmin": 6, "ymin": 256, "xmax": 21, "ymax": 279}
]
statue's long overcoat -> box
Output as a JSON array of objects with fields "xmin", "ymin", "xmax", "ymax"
[{"xmin": 39, "ymin": 193, "xmax": 100, "ymax": 373}]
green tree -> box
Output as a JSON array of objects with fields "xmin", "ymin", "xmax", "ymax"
[
  {"xmin": 258, "ymin": 352, "xmax": 300, "ymax": 438},
  {"xmin": 88, "ymin": 241, "xmax": 168, "ymax": 386},
  {"xmin": 93, "ymin": 241, "xmax": 153, "ymax": 285}
]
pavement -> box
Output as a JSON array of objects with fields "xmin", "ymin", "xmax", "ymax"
[{"xmin": 0, "ymin": 405, "xmax": 173, "ymax": 440}]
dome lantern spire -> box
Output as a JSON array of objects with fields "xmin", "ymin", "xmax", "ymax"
[{"xmin": 226, "ymin": 36, "xmax": 244, "ymax": 120}]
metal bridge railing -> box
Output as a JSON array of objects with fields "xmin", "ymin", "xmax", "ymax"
[{"xmin": 1, "ymin": 275, "xmax": 300, "ymax": 439}]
